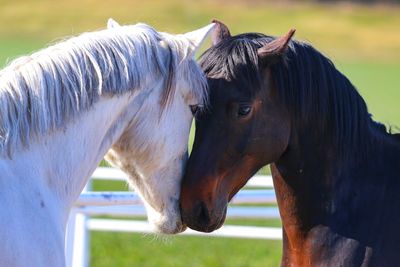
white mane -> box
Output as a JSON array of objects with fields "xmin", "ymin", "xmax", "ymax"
[{"xmin": 0, "ymin": 23, "xmax": 207, "ymax": 155}]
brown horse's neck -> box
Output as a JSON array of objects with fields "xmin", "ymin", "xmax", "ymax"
[
  {"xmin": 271, "ymin": 163, "xmax": 307, "ymax": 267},
  {"xmin": 271, "ymin": 129, "xmax": 400, "ymax": 266},
  {"xmin": 270, "ymin": 126, "xmax": 338, "ymax": 264},
  {"xmin": 271, "ymin": 158, "xmax": 333, "ymax": 266}
]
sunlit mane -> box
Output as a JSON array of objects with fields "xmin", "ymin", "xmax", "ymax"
[{"xmin": 0, "ymin": 23, "xmax": 207, "ymax": 155}]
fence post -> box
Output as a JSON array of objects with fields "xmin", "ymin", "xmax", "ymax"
[{"xmin": 65, "ymin": 183, "xmax": 91, "ymax": 267}]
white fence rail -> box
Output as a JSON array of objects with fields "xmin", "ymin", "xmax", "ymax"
[{"xmin": 65, "ymin": 167, "xmax": 281, "ymax": 267}]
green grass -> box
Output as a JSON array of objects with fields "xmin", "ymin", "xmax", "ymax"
[
  {"xmin": 0, "ymin": 1, "xmax": 399, "ymax": 266},
  {"xmin": 337, "ymin": 62, "xmax": 400, "ymax": 127},
  {"xmin": 91, "ymin": 232, "xmax": 281, "ymax": 267},
  {"xmin": 0, "ymin": 38, "xmax": 46, "ymax": 67}
]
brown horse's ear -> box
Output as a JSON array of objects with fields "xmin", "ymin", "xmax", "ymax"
[
  {"xmin": 211, "ymin": 19, "xmax": 231, "ymax": 45},
  {"xmin": 258, "ymin": 29, "xmax": 296, "ymax": 64}
]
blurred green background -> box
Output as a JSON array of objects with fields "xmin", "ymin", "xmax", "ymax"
[{"xmin": 1, "ymin": 0, "xmax": 399, "ymax": 266}]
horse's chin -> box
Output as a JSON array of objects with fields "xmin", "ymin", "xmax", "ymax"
[
  {"xmin": 147, "ymin": 208, "xmax": 186, "ymax": 234},
  {"xmin": 153, "ymin": 221, "xmax": 187, "ymax": 234}
]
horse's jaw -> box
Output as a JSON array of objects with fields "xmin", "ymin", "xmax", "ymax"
[
  {"xmin": 122, "ymin": 160, "xmax": 189, "ymax": 235},
  {"xmin": 144, "ymin": 199, "xmax": 187, "ymax": 234},
  {"xmin": 105, "ymin": 142, "xmax": 190, "ymax": 235}
]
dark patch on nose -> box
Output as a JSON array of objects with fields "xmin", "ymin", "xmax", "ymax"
[{"xmin": 40, "ymin": 200, "xmax": 45, "ymax": 208}]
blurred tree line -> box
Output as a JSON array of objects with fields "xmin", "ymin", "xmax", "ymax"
[
  {"xmin": 316, "ymin": 0, "xmax": 399, "ymax": 3},
  {"xmin": 247, "ymin": 0, "xmax": 400, "ymax": 5}
]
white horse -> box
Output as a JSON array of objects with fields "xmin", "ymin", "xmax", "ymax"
[{"xmin": 0, "ymin": 19, "xmax": 214, "ymax": 266}]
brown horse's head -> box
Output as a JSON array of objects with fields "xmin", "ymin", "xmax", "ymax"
[{"xmin": 180, "ymin": 21, "xmax": 295, "ymax": 232}]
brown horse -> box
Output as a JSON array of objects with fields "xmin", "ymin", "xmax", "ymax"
[{"xmin": 180, "ymin": 21, "xmax": 400, "ymax": 266}]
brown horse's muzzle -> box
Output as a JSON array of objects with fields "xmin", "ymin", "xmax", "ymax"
[{"xmin": 180, "ymin": 175, "xmax": 228, "ymax": 232}]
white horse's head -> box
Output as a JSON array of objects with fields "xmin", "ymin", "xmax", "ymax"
[{"xmin": 105, "ymin": 19, "xmax": 214, "ymax": 234}]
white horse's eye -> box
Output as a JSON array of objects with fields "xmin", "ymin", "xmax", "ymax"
[{"xmin": 190, "ymin": 105, "xmax": 200, "ymax": 117}]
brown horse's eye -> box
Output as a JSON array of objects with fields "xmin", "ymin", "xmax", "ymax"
[{"xmin": 237, "ymin": 105, "xmax": 252, "ymax": 117}]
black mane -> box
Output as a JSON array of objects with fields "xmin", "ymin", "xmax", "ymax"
[{"xmin": 200, "ymin": 33, "xmax": 390, "ymax": 159}]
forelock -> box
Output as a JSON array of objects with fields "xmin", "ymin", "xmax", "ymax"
[{"xmin": 199, "ymin": 33, "xmax": 274, "ymax": 94}]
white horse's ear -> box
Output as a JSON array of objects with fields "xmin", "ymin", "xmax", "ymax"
[
  {"xmin": 107, "ymin": 18, "xmax": 121, "ymax": 29},
  {"xmin": 183, "ymin": 23, "xmax": 216, "ymax": 56}
]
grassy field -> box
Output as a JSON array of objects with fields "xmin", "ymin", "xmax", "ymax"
[
  {"xmin": 0, "ymin": 1, "xmax": 399, "ymax": 266},
  {"xmin": 91, "ymin": 231, "xmax": 281, "ymax": 267}
]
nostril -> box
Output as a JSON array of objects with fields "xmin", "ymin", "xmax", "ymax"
[{"xmin": 196, "ymin": 201, "xmax": 210, "ymax": 225}]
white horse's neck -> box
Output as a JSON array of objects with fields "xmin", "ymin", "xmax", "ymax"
[
  {"xmin": 11, "ymin": 93, "xmax": 135, "ymax": 202},
  {"xmin": 0, "ymin": 88, "xmax": 141, "ymax": 266}
]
